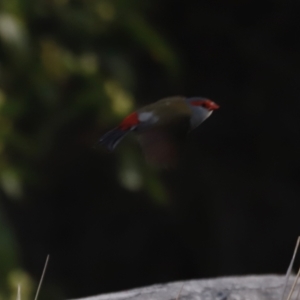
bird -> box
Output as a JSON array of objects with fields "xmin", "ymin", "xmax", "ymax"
[{"xmin": 98, "ymin": 96, "xmax": 219, "ymax": 167}]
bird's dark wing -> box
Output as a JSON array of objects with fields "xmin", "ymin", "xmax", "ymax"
[{"xmin": 136, "ymin": 116, "xmax": 190, "ymax": 168}]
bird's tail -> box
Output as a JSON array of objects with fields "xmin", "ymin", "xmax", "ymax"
[{"xmin": 97, "ymin": 127, "xmax": 130, "ymax": 151}]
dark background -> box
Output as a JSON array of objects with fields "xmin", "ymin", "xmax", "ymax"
[{"xmin": 0, "ymin": 0, "xmax": 300, "ymax": 299}]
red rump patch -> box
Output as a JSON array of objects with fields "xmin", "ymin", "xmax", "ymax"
[{"xmin": 119, "ymin": 112, "xmax": 139, "ymax": 130}]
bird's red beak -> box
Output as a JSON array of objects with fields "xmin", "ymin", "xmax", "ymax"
[{"xmin": 207, "ymin": 100, "xmax": 220, "ymax": 111}]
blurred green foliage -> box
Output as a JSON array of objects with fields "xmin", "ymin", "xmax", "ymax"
[
  {"xmin": 2, "ymin": 0, "xmax": 300, "ymax": 299},
  {"xmin": 0, "ymin": 0, "xmax": 179, "ymax": 298}
]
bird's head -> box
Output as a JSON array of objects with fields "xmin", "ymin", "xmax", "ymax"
[
  {"xmin": 185, "ymin": 97, "xmax": 220, "ymax": 129},
  {"xmin": 186, "ymin": 97, "xmax": 220, "ymax": 111}
]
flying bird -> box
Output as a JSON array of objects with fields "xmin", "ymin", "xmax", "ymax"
[{"xmin": 98, "ymin": 96, "xmax": 219, "ymax": 166}]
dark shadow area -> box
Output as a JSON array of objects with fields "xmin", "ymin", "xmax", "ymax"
[{"xmin": 0, "ymin": 1, "xmax": 300, "ymax": 299}]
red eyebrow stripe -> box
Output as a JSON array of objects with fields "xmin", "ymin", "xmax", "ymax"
[
  {"xmin": 119, "ymin": 112, "xmax": 139, "ymax": 130},
  {"xmin": 191, "ymin": 100, "xmax": 204, "ymax": 106}
]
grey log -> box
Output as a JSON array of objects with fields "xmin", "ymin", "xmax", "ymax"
[{"xmin": 71, "ymin": 275, "xmax": 297, "ymax": 300}]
